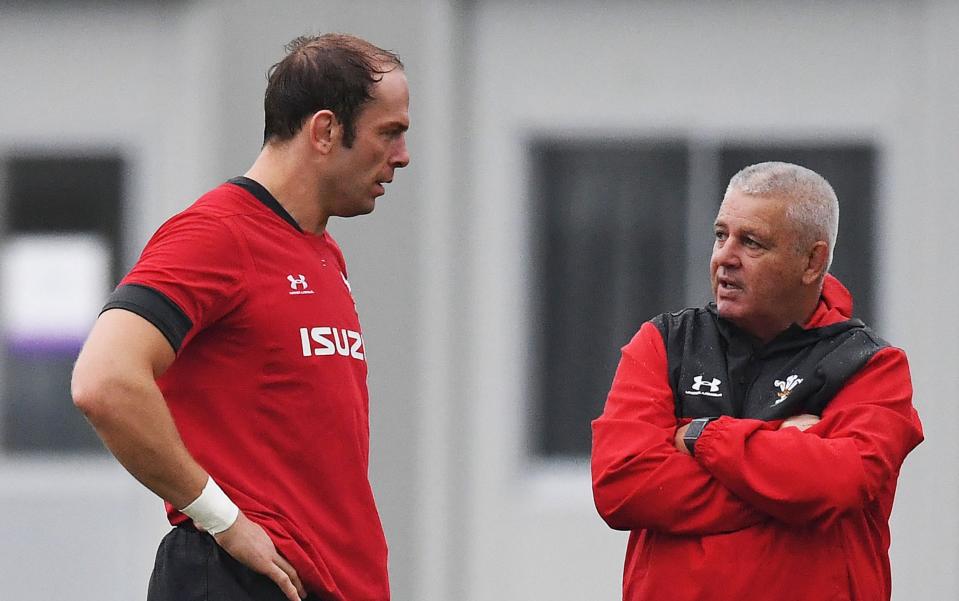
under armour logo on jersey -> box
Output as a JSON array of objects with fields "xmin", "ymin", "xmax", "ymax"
[
  {"xmin": 287, "ymin": 274, "xmax": 315, "ymax": 295},
  {"xmin": 773, "ymin": 375, "xmax": 803, "ymax": 405},
  {"xmin": 288, "ymin": 274, "xmax": 308, "ymax": 289},
  {"xmin": 686, "ymin": 375, "xmax": 723, "ymax": 397}
]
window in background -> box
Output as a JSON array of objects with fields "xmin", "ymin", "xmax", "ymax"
[
  {"xmin": 530, "ymin": 139, "xmax": 877, "ymax": 459},
  {"xmin": 0, "ymin": 154, "xmax": 125, "ymax": 453},
  {"xmin": 529, "ymin": 140, "xmax": 689, "ymax": 458}
]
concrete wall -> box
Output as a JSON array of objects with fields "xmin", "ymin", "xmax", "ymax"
[
  {"xmin": 0, "ymin": 3, "xmax": 215, "ymax": 598},
  {"xmin": 0, "ymin": 1, "xmax": 955, "ymax": 600}
]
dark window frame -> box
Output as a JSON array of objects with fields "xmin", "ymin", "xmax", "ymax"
[{"xmin": 1, "ymin": 152, "xmax": 126, "ymax": 454}]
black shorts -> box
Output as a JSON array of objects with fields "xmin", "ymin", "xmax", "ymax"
[{"xmin": 147, "ymin": 524, "xmax": 320, "ymax": 601}]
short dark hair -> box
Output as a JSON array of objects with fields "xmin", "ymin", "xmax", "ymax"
[{"xmin": 263, "ymin": 33, "xmax": 403, "ymax": 147}]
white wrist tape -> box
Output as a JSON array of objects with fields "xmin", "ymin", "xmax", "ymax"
[{"xmin": 179, "ymin": 476, "xmax": 240, "ymax": 535}]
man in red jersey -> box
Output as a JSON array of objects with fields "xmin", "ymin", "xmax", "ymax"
[
  {"xmin": 72, "ymin": 33, "xmax": 409, "ymax": 601},
  {"xmin": 592, "ymin": 162, "xmax": 922, "ymax": 601}
]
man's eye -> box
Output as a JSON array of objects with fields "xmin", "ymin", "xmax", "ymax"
[
  {"xmin": 715, "ymin": 231, "xmax": 727, "ymax": 241},
  {"xmin": 744, "ymin": 238, "xmax": 761, "ymax": 248}
]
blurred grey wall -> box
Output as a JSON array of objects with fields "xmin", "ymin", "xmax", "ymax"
[{"xmin": 0, "ymin": 1, "xmax": 956, "ymax": 600}]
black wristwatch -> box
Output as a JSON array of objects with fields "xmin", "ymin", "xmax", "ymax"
[{"xmin": 683, "ymin": 417, "xmax": 719, "ymax": 456}]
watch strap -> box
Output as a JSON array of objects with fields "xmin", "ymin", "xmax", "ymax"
[{"xmin": 683, "ymin": 417, "xmax": 719, "ymax": 455}]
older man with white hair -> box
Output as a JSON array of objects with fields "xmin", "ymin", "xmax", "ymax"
[{"xmin": 592, "ymin": 162, "xmax": 923, "ymax": 601}]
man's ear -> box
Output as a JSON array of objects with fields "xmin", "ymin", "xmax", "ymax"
[
  {"xmin": 307, "ymin": 110, "xmax": 338, "ymax": 153},
  {"xmin": 802, "ymin": 241, "xmax": 830, "ymax": 285}
]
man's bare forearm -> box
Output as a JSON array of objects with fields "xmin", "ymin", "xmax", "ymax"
[{"xmin": 72, "ymin": 309, "xmax": 207, "ymax": 509}]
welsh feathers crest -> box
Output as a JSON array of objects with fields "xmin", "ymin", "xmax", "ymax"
[{"xmin": 773, "ymin": 375, "xmax": 803, "ymax": 404}]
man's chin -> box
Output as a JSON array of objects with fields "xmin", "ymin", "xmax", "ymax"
[
  {"xmin": 362, "ymin": 194, "xmax": 381, "ymax": 214},
  {"xmin": 339, "ymin": 201, "xmax": 376, "ymax": 218},
  {"xmin": 715, "ymin": 300, "xmax": 745, "ymax": 323}
]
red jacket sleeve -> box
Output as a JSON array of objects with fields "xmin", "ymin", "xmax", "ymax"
[
  {"xmin": 591, "ymin": 322, "xmax": 768, "ymax": 535},
  {"xmin": 693, "ymin": 346, "xmax": 924, "ymax": 527}
]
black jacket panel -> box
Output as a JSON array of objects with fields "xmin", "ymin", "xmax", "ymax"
[{"xmin": 652, "ymin": 304, "xmax": 888, "ymax": 420}]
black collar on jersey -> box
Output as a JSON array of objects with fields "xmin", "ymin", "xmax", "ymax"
[{"xmin": 227, "ymin": 176, "xmax": 304, "ymax": 233}]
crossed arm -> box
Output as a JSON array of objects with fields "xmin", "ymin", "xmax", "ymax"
[
  {"xmin": 591, "ymin": 322, "xmax": 923, "ymax": 534},
  {"xmin": 591, "ymin": 322, "xmax": 768, "ymax": 535},
  {"xmin": 682, "ymin": 347, "xmax": 923, "ymax": 527},
  {"xmin": 71, "ymin": 309, "xmax": 306, "ymax": 601}
]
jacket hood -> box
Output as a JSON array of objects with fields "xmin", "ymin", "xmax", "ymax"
[{"xmin": 807, "ymin": 273, "xmax": 854, "ymax": 327}]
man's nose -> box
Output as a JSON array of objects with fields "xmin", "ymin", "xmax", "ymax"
[
  {"xmin": 712, "ymin": 240, "xmax": 741, "ymax": 267},
  {"xmin": 391, "ymin": 138, "xmax": 410, "ymax": 168}
]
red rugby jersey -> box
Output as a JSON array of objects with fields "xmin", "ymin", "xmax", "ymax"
[{"xmin": 108, "ymin": 178, "xmax": 388, "ymax": 600}]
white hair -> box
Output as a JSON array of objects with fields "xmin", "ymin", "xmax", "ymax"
[{"xmin": 725, "ymin": 161, "xmax": 840, "ymax": 269}]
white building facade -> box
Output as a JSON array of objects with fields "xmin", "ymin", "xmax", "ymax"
[{"xmin": 0, "ymin": 1, "xmax": 954, "ymax": 599}]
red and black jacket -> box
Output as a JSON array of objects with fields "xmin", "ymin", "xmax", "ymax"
[{"xmin": 592, "ymin": 275, "xmax": 923, "ymax": 601}]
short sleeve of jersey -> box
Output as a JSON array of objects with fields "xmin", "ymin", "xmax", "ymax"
[{"xmin": 105, "ymin": 210, "xmax": 246, "ymax": 352}]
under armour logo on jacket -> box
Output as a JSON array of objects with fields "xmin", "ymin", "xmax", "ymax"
[{"xmin": 686, "ymin": 375, "xmax": 722, "ymax": 397}]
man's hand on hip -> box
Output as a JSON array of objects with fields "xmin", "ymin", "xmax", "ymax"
[{"xmin": 213, "ymin": 511, "xmax": 306, "ymax": 601}]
